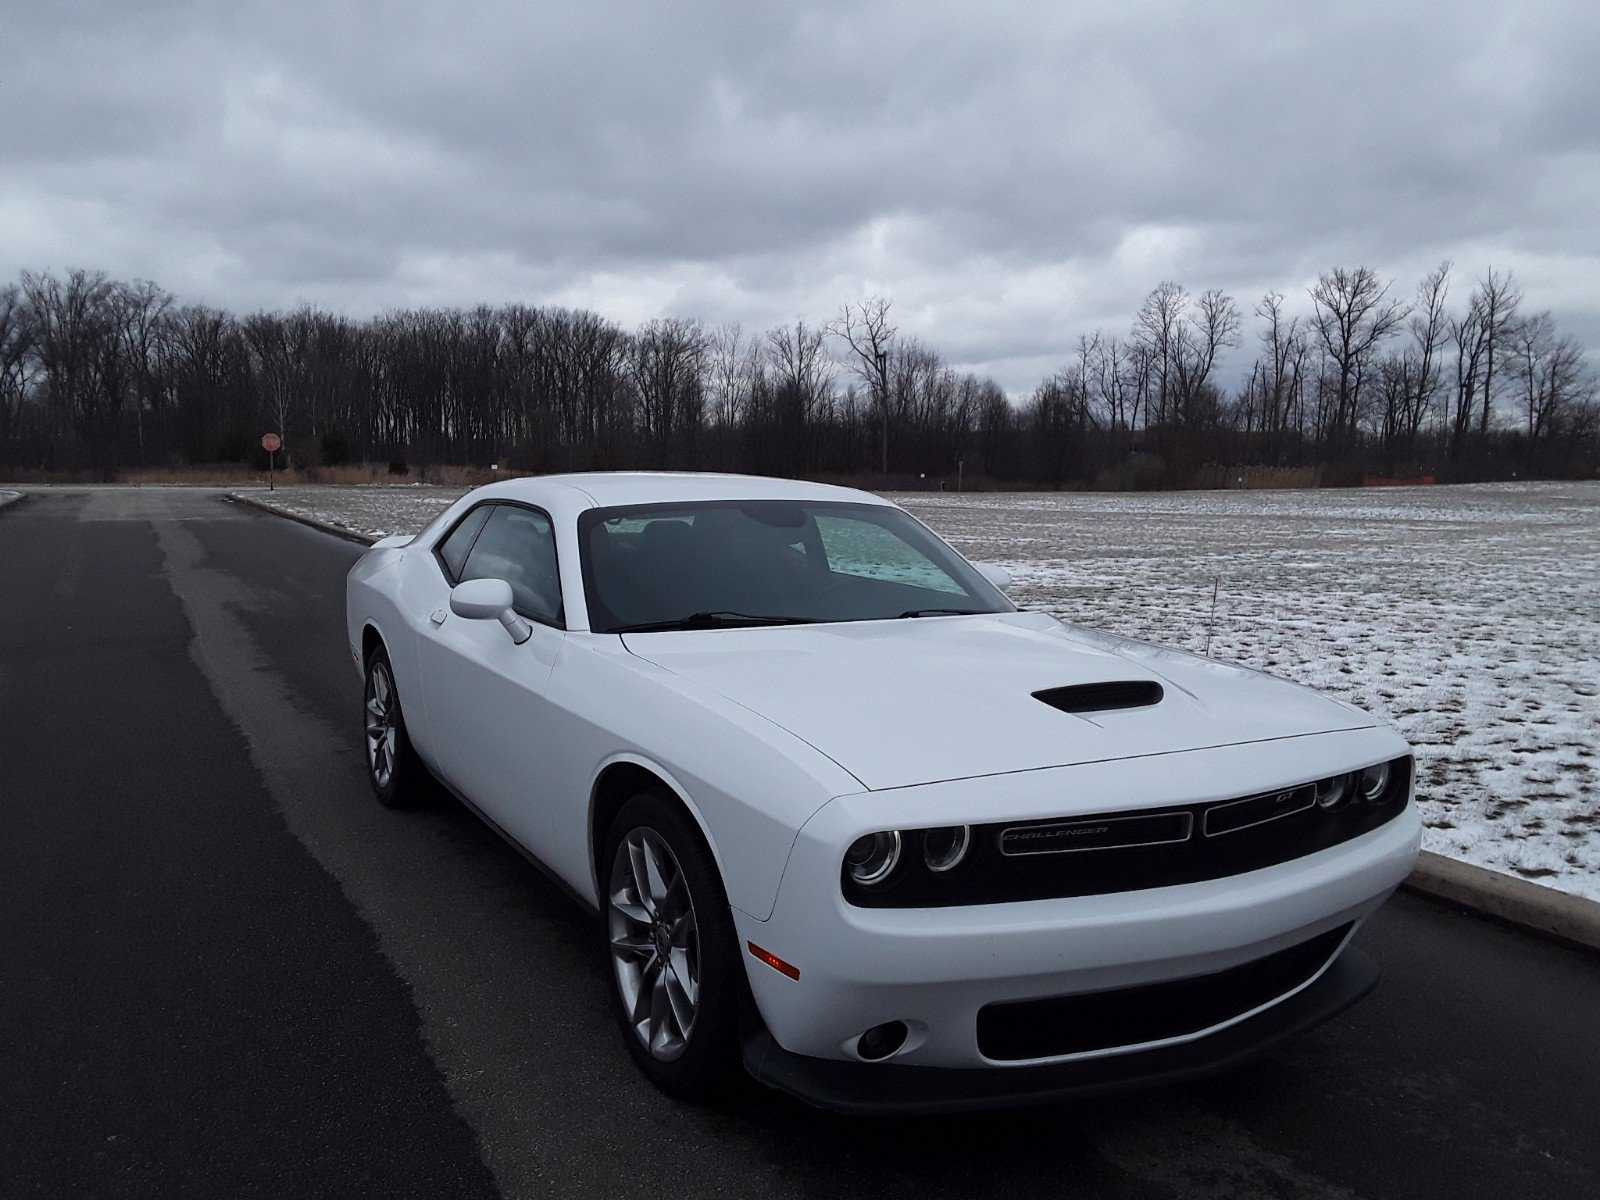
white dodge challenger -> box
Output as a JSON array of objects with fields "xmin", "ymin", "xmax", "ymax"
[{"xmin": 345, "ymin": 472, "xmax": 1419, "ymax": 1113}]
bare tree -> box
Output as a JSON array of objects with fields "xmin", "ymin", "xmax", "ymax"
[
  {"xmin": 21, "ymin": 269, "xmax": 118, "ymax": 464},
  {"xmin": 242, "ymin": 312, "xmax": 301, "ymax": 445},
  {"xmin": 111, "ymin": 279, "xmax": 174, "ymax": 455},
  {"xmin": 766, "ymin": 320, "xmax": 834, "ymax": 417},
  {"xmin": 1026, "ymin": 366, "xmax": 1097, "ymax": 484},
  {"xmin": 1449, "ymin": 295, "xmax": 1489, "ymax": 458},
  {"xmin": 1082, "ymin": 333, "xmax": 1132, "ymax": 431},
  {"xmin": 1404, "ymin": 262, "xmax": 1451, "ymax": 453},
  {"xmin": 1253, "ymin": 291, "xmax": 1310, "ymax": 450},
  {"xmin": 1474, "ymin": 267, "xmax": 1522, "ymax": 436},
  {"xmin": 1173, "ymin": 288, "xmax": 1241, "ymax": 425},
  {"xmin": 631, "ymin": 316, "xmax": 709, "ymax": 467},
  {"xmin": 168, "ymin": 304, "xmax": 242, "ymax": 462},
  {"xmin": 750, "ymin": 320, "xmax": 834, "ymax": 476},
  {"xmin": 826, "ymin": 297, "xmax": 896, "ymax": 474},
  {"xmin": 1132, "ymin": 281, "xmax": 1187, "ymax": 431},
  {"xmin": 706, "ymin": 323, "xmax": 748, "ymax": 429},
  {"xmin": 1511, "ymin": 312, "xmax": 1591, "ymax": 464},
  {"xmin": 0, "ymin": 284, "xmax": 36, "ymax": 459},
  {"xmin": 1308, "ymin": 267, "xmax": 1410, "ymax": 445}
]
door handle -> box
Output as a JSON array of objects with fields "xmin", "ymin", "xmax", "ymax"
[{"xmin": 429, "ymin": 608, "xmax": 447, "ymax": 627}]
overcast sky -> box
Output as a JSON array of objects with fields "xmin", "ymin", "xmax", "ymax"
[{"xmin": 4, "ymin": 0, "xmax": 1597, "ymax": 395}]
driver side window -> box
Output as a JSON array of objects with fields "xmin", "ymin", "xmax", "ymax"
[{"xmin": 459, "ymin": 505, "xmax": 563, "ymax": 626}]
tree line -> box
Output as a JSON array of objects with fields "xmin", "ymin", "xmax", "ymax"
[{"xmin": 1, "ymin": 264, "xmax": 1594, "ymax": 486}]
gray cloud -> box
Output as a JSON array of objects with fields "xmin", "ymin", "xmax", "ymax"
[{"xmin": 3, "ymin": 0, "xmax": 1597, "ymax": 393}]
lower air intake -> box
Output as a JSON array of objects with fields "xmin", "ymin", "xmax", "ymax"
[{"xmin": 976, "ymin": 924, "xmax": 1352, "ymax": 1061}]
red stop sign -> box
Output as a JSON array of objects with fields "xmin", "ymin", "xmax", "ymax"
[{"xmin": 261, "ymin": 433, "xmax": 282, "ymax": 453}]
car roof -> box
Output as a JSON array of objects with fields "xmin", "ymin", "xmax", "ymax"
[{"xmin": 482, "ymin": 471, "xmax": 892, "ymax": 510}]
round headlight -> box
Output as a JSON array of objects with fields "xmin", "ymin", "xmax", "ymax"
[
  {"xmin": 1315, "ymin": 774, "xmax": 1352, "ymax": 809},
  {"xmin": 1360, "ymin": 762, "xmax": 1392, "ymax": 804},
  {"xmin": 845, "ymin": 831, "xmax": 902, "ymax": 886},
  {"xmin": 921, "ymin": 825, "xmax": 971, "ymax": 873}
]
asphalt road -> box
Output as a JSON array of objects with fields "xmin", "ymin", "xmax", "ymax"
[{"xmin": 2, "ymin": 487, "xmax": 1597, "ymax": 1200}]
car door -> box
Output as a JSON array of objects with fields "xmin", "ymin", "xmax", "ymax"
[{"xmin": 419, "ymin": 501, "xmax": 566, "ymax": 857}]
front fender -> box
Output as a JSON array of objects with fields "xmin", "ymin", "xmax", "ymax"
[{"xmin": 545, "ymin": 636, "xmax": 858, "ymax": 920}]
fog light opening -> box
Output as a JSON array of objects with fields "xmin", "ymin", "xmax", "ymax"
[{"xmin": 855, "ymin": 1020, "xmax": 909, "ymax": 1061}]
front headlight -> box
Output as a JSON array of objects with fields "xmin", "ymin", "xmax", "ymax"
[
  {"xmin": 921, "ymin": 825, "xmax": 972, "ymax": 873},
  {"xmin": 844, "ymin": 831, "xmax": 902, "ymax": 886},
  {"xmin": 1359, "ymin": 761, "xmax": 1393, "ymax": 804},
  {"xmin": 1315, "ymin": 774, "xmax": 1353, "ymax": 809}
]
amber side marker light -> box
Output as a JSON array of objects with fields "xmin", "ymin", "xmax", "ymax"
[{"xmin": 747, "ymin": 942, "xmax": 800, "ymax": 980}]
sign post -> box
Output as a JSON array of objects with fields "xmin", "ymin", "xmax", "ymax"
[{"xmin": 261, "ymin": 432, "xmax": 282, "ymax": 491}]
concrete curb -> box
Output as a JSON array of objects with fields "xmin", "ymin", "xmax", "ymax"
[
  {"xmin": 226, "ymin": 488, "xmax": 1600, "ymax": 959},
  {"xmin": 1403, "ymin": 851, "xmax": 1600, "ymax": 956},
  {"xmin": 227, "ymin": 492, "xmax": 379, "ymax": 545},
  {"xmin": 0, "ymin": 490, "xmax": 26, "ymax": 512}
]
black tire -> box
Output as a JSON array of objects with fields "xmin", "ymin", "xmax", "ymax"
[
  {"xmin": 602, "ymin": 790, "xmax": 741, "ymax": 1100},
  {"xmin": 362, "ymin": 647, "xmax": 427, "ymax": 809}
]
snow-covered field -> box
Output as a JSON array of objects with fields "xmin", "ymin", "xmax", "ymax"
[{"xmin": 237, "ymin": 481, "xmax": 1600, "ymax": 900}]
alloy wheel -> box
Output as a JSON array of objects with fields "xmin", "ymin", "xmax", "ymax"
[
  {"xmin": 364, "ymin": 663, "xmax": 398, "ymax": 789},
  {"xmin": 608, "ymin": 828, "xmax": 700, "ymax": 1062}
]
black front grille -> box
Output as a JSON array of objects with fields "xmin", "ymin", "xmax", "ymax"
[
  {"xmin": 998, "ymin": 811, "xmax": 1193, "ymax": 856},
  {"xmin": 976, "ymin": 924, "xmax": 1352, "ymax": 1061},
  {"xmin": 842, "ymin": 756, "xmax": 1411, "ymax": 909}
]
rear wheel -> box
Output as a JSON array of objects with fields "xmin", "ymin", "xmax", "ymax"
[
  {"xmin": 603, "ymin": 791, "xmax": 740, "ymax": 1099},
  {"xmin": 363, "ymin": 648, "xmax": 426, "ymax": 808}
]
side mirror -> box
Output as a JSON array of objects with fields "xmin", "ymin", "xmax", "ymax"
[
  {"xmin": 974, "ymin": 562, "xmax": 1013, "ymax": 593},
  {"xmin": 449, "ymin": 577, "xmax": 531, "ymax": 644}
]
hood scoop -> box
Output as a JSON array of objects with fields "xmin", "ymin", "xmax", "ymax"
[{"xmin": 1034, "ymin": 680, "xmax": 1164, "ymax": 714}]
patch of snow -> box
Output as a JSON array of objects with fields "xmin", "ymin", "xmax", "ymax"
[
  {"xmin": 234, "ymin": 484, "xmax": 467, "ymax": 541},
  {"xmin": 895, "ymin": 482, "xmax": 1600, "ymax": 902}
]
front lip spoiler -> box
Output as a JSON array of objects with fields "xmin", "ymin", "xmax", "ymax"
[{"xmin": 741, "ymin": 947, "xmax": 1379, "ymax": 1116}]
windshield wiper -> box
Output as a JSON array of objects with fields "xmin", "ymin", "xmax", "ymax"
[
  {"xmin": 612, "ymin": 611, "xmax": 820, "ymax": 633},
  {"xmin": 897, "ymin": 607, "xmax": 985, "ymax": 619}
]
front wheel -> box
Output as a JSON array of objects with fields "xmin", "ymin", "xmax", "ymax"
[
  {"xmin": 603, "ymin": 791, "xmax": 740, "ymax": 1099},
  {"xmin": 363, "ymin": 648, "xmax": 426, "ymax": 808}
]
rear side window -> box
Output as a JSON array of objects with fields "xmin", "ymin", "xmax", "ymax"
[
  {"xmin": 460, "ymin": 505, "xmax": 563, "ymax": 626},
  {"xmin": 437, "ymin": 505, "xmax": 494, "ymax": 582}
]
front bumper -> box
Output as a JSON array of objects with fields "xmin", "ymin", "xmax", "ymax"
[
  {"xmin": 732, "ymin": 729, "xmax": 1420, "ymax": 1079},
  {"xmin": 742, "ymin": 945, "xmax": 1378, "ymax": 1115}
]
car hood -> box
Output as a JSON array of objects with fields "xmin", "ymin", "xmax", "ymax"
[{"xmin": 622, "ymin": 611, "xmax": 1376, "ymax": 791}]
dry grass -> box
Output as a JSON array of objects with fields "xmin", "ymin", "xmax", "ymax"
[
  {"xmin": 117, "ymin": 465, "xmax": 282, "ymax": 486},
  {"xmin": 1190, "ymin": 463, "xmax": 1323, "ymax": 490},
  {"xmin": 293, "ymin": 463, "xmax": 508, "ymax": 486},
  {"xmin": 409, "ymin": 464, "xmax": 531, "ymax": 487}
]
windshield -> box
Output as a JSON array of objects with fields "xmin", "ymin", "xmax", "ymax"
[{"xmin": 578, "ymin": 499, "xmax": 1012, "ymax": 633}]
